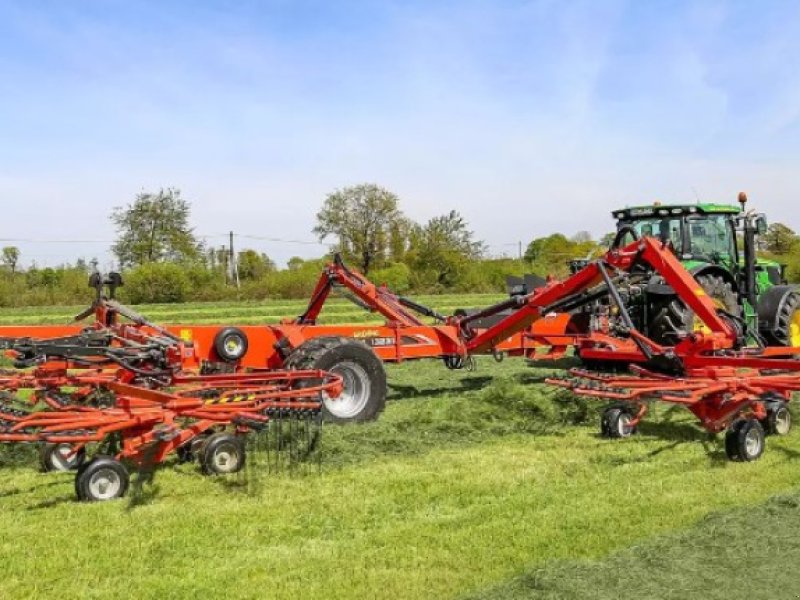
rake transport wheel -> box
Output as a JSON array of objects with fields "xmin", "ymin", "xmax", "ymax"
[
  {"xmin": 762, "ymin": 401, "xmax": 792, "ymax": 437},
  {"xmin": 725, "ymin": 419, "xmax": 766, "ymax": 462},
  {"xmin": 649, "ymin": 274, "xmax": 741, "ymax": 345},
  {"xmin": 601, "ymin": 406, "xmax": 636, "ymax": 439},
  {"xmin": 75, "ymin": 456, "xmax": 130, "ymax": 502},
  {"xmin": 200, "ymin": 432, "xmax": 246, "ymax": 475},
  {"xmin": 285, "ymin": 337, "xmax": 387, "ymax": 423},
  {"xmin": 176, "ymin": 432, "xmax": 211, "ymax": 463},
  {"xmin": 39, "ymin": 442, "xmax": 86, "ymax": 472}
]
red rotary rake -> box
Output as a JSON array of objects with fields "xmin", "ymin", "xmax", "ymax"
[
  {"xmin": 0, "ymin": 275, "xmax": 344, "ymax": 501},
  {"xmin": 0, "ymin": 370, "xmax": 340, "ymax": 501}
]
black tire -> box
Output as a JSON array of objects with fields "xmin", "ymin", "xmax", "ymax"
[
  {"xmin": 762, "ymin": 401, "xmax": 792, "ymax": 436},
  {"xmin": 284, "ymin": 336, "xmax": 387, "ymax": 424},
  {"xmin": 39, "ymin": 443, "xmax": 86, "ymax": 472},
  {"xmin": 758, "ymin": 287, "xmax": 800, "ymax": 347},
  {"xmin": 213, "ymin": 327, "xmax": 249, "ymax": 363},
  {"xmin": 200, "ymin": 432, "xmax": 246, "ymax": 475},
  {"xmin": 649, "ymin": 274, "xmax": 740, "ymax": 345},
  {"xmin": 601, "ymin": 406, "xmax": 636, "ymax": 439},
  {"xmin": 724, "ymin": 419, "xmax": 765, "ymax": 462},
  {"xmin": 176, "ymin": 433, "xmax": 211, "ymax": 463},
  {"xmin": 75, "ymin": 456, "xmax": 129, "ymax": 502}
]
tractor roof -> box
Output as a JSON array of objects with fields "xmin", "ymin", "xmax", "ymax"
[{"xmin": 612, "ymin": 203, "xmax": 740, "ymax": 220}]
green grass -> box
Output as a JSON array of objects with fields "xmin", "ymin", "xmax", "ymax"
[
  {"xmin": 2, "ymin": 360, "xmax": 800, "ymax": 599},
  {"xmin": 467, "ymin": 491, "xmax": 800, "ymax": 600},
  {"xmin": 0, "ymin": 294, "xmax": 505, "ymax": 325}
]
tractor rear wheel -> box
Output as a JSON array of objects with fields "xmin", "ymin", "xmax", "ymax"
[
  {"xmin": 284, "ymin": 337, "xmax": 387, "ymax": 424},
  {"xmin": 757, "ymin": 287, "xmax": 800, "ymax": 347},
  {"xmin": 649, "ymin": 274, "xmax": 740, "ymax": 345}
]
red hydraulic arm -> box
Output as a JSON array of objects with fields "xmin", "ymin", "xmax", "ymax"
[
  {"xmin": 294, "ymin": 254, "xmax": 444, "ymax": 328},
  {"xmin": 459, "ymin": 236, "xmax": 737, "ymax": 357}
]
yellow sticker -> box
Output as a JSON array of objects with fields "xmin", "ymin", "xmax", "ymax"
[
  {"xmin": 353, "ymin": 330, "xmax": 380, "ymax": 338},
  {"xmin": 180, "ymin": 329, "xmax": 193, "ymax": 342},
  {"xmin": 695, "ymin": 289, "xmax": 706, "ymax": 296}
]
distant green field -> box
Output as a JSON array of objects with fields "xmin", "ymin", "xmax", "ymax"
[
  {"xmin": 0, "ymin": 294, "xmax": 505, "ymax": 325},
  {"xmin": 1, "ymin": 358, "xmax": 800, "ymax": 599}
]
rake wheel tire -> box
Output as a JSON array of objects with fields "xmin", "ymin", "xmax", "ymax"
[
  {"xmin": 213, "ymin": 327, "xmax": 249, "ymax": 363},
  {"xmin": 200, "ymin": 432, "xmax": 246, "ymax": 475},
  {"xmin": 725, "ymin": 419, "xmax": 765, "ymax": 462},
  {"xmin": 649, "ymin": 274, "xmax": 740, "ymax": 345},
  {"xmin": 285, "ymin": 336, "xmax": 387, "ymax": 424},
  {"xmin": 40, "ymin": 442, "xmax": 86, "ymax": 472},
  {"xmin": 601, "ymin": 406, "xmax": 636, "ymax": 439},
  {"xmin": 762, "ymin": 401, "xmax": 792, "ymax": 437},
  {"xmin": 75, "ymin": 456, "xmax": 129, "ymax": 502}
]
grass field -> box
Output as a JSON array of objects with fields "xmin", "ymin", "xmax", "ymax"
[
  {"xmin": 0, "ymin": 294, "xmax": 504, "ymax": 325},
  {"xmin": 2, "ymin": 299, "xmax": 800, "ymax": 598}
]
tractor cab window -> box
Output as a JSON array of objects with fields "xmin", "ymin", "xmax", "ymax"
[
  {"xmin": 618, "ymin": 218, "xmax": 683, "ymax": 249},
  {"xmin": 686, "ymin": 215, "xmax": 735, "ymax": 262}
]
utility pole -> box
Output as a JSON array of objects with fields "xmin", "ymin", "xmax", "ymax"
[
  {"xmin": 518, "ymin": 241, "xmax": 523, "ymax": 261},
  {"xmin": 229, "ymin": 231, "xmax": 240, "ymax": 289}
]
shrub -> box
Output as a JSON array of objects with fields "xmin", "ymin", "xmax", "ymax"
[{"xmin": 121, "ymin": 263, "xmax": 191, "ymax": 304}]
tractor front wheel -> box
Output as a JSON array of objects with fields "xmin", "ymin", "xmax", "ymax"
[{"xmin": 725, "ymin": 419, "xmax": 765, "ymax": 462}]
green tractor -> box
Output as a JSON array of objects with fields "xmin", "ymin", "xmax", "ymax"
[{"xmin": 609, "ymin": 193, "xmax": 800, "ymax": 347}]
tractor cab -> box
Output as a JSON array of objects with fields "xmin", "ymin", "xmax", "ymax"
[
  {"xmin": 612, "ymin": 203, "xmax": 740, "ymax": 268},
  {"xmin": 608, "ymin": 197, "xmax": 799, "ymax": 347}
]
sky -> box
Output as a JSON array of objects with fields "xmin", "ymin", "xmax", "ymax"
[{"xmin": 1, "ymin": 0, "xmax": 799, "ymax": 268}]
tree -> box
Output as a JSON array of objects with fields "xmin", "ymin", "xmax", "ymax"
[
  {"xmin": 111, "ymin": 188, "xmax": 202, "ymax": 268},
  {"xmin": 287, "ymin": 256, "xmax": 306, "ymax": 271},
  {"xmin": 761, "ymin": 223, "xmax": 798, "ymax": 255},
  {"xmin": 408, "ymin": 210, "xmax": 485, "ymax": 286},
  {"xmin": 524, "ymin": 233, "xmax": 598, "ymax": 276},
  {"xmin": 314, "ymin": 183, "xmax": 403, "ymax": 273},
  {"xmin": 1, "ymin": 246, "xmax": 20, "ymax": 273},
  {"xmin": 237, "ymin": 249, "xmax": 275, "ymax": 281},
  {"xmin": 571, "ymin": 231, "xmax": 592, "ymax": 243}
]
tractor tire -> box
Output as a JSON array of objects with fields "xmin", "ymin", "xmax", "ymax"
[
  {"xmin": 284, "ymin": 336, "xmax": 387, "ymax": 424},
  {"xmin": 757, "ymin": 286, "xmax": 800, "ymax": 347},
  {"xmin": 649, "ymin": 274, "xmax": 740, "ymax": 345},
  {"xmin": 75, "ymin": 456, "xmax": 130, "ymax": 502},
  {"xmin": 724, "ymin": 419, "xmax": 765, "ymax": 462},
  {"xmin": 39, "ymin": 442, "xmax": 86, "ymax": 472}
]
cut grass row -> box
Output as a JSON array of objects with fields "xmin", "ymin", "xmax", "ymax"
[
  {"xmin": 2, "ymin": 360, "xmax": 800, "ymax": 599},
  {"xmin": 467, "ymin": 491, "xmax": 800, "ymax": 600},
  {"xmin": 0, "ymin": 294, "xmax": 505, "ymax": 325}
]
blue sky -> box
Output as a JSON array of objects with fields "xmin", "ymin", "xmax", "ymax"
[{"xmin": 1, "ymin": 0, "xmax": 799, "ymax": 267}]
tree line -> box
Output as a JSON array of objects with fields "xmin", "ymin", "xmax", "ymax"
[{"xmin": 2, "ymin": 185, "xmax": 799, "ymax": 306}]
